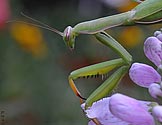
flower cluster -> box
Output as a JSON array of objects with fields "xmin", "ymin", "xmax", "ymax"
[
  {"xmin": 129, "ymin": 30, "xmax": 162, "ymax": 98},
  {"xmin": 128, "ymin": 30, "xmax": 162, "ymax": 123},
  {"xmin": 82, "ymin": 30, "xmax": 162, "ymax": 125}
]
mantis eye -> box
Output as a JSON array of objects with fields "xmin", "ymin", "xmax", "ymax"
[{"xmin": 63, "ymin": 26, "xmax": 76, "ymax": 49}]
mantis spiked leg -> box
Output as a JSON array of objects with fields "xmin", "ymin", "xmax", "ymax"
[
  {"xmin": 85, "ymin": 65, "xmax": 129, "ymax": 107},
  {"xmin": 68, "ymin": 32, "xmax": 132, "ymax": 107},
  {"xmin": 68, "ymin": 58, "xmax": 126, "ymax": 103},
  {"xmin": 95, "ymin": 32, "xmax": 132, "ymax": 64}
]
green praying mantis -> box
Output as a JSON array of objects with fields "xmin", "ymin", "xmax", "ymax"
[{"xmin": 14, "ymin": 0, "xmax": 162, "ymax": 108}]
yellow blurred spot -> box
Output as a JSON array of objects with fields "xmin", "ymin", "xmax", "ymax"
[
  {"xmin": 10, "ymin": 22, "xmax": 48, "ymax": 58},
  {"xmin": 117, "ymin": 1, "xmax": 138, "ymax": 12},
  {"xmin": 118, "ymin": 26, "xmax": 143, "ymax": 48}
]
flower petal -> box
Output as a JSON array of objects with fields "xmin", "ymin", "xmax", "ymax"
[
  {"xmin": 144, "ymin": 36, "xmax": 162, "ymax": 66},
  {"xmin": 81, "ymin": 97, "xmax": 130, "ymax": 125},
  {"xmin": 129, "ymin": 63, "xmax": 161, "ymax": 88},
  {"xmin": 109, "ymin": 93, "xmax": 155, "ymax": 125}
]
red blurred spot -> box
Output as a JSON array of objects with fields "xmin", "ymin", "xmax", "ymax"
[{"xmin": 0, "ymin": 0, "xmax": 10, "ymax": 29}]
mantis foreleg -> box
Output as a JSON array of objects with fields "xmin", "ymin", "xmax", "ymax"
[
  {"xmin": 68, "ymin": 58, "xmax": 126, "ymax": 103},
  {"xmin": 95, "ymin": 32, "xmax": 132, "ymax": 64},
  {"xmin": 68, "ymin": 32, "xmax": 132, "ymax": 107},
  {"xmin": 85, "ymin": 65, "xmax": 129, "ymax": 108}
]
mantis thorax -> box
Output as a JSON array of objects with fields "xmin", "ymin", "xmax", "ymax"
[{"xmin": 63, "ymin": 26, "xmax": 76, "ymax": 49}]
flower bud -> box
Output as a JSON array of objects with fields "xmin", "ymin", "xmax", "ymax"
[
  {"xmin": 144, "ymin": 37, "xmax": 162, "ymax": 67},
  {"xmin": 157, "ymin": 34, "xmax": 162, "ymax": 42},
  {"xmin": 154, "ymin": 30, "xmax": 161, "ymax": 37},
  {"xmin": 129, "ymin": 63, "xmax": 161, "ymax": 88},
  {"xmin": 152, "ymin": 105, "xmax": 162, "ymax": 122},
  {"xmin": 109, "ymin": 93, "xmax": 155, "ymax": 125},
  {"xmin": 148, "ymin": 83, "xmax": 162, "ymax": 98}
]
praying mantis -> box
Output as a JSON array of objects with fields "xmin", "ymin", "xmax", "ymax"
[
  {"xmin": 16, "ymin": 0, "xmax": 162, "ymax": 108},
  {"xmin": 61, "ymin": 0, "xmax": 162, "ymax": 108}
]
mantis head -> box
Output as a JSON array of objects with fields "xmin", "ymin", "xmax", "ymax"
[{"xmin": 63, "ymin": 26, "xmax": 76, "ymax": 50}]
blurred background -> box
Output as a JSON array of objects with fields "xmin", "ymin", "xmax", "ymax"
[{"xmin": 0, "ymin": 0, "xmax": 162, "ymax": 125}]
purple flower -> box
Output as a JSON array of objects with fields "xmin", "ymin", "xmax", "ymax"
[
  {"xmin": 81, "ymin": 97, "xmax": 130, "ymax": 125},
  {"xmin": 152, "ymin": 105, "xmax": 162, "ymax": 122},
  {"xmin": 148, "ymin": 83, "xmax": 162, "ymax": 98},
  {"xmin": 109, "ymin": 93, "xmax": 154, "ymax": 125},
  {"xmin": 144, "ymin": 36, "xmax": 162, "ymax": 67},
  {"xmin": 129, "ymin": 63, "xmax": 161, "ymax": 88},
  {"xmin": 81, "ymin": 93, "xmax": 154, "ymax": 125}
]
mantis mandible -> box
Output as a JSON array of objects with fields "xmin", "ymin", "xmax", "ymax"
[{"xmin": 15, "ymin": 0, "xmax": 162, "ymax": 108}]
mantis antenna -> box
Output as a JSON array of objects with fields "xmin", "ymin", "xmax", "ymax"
[
  {"xmin": 7, "ymin": 12, "xmax": 64, "ymax": 36},
  {"xmin": 20, "ymin": 12, "xmax": 64, "ymax": 36}
]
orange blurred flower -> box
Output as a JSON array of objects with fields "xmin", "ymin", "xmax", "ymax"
[
  {"xmin": 0, "ymin": 0, "xmax": 10, "ymax": 29},
  {"xmin": 102, "ymin": 0, "xmax": 138, "ymax": 12},
  {"xmin": 10, "ymin": 22, "xmax": 48, "ymax": 58},
  {"xmin": 118, "ymin": 26, "xmax": 143, "ymax": 48},
  {"xmin": 117, "ymin": 1, "xmax": 138, "ymax": 12}
]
